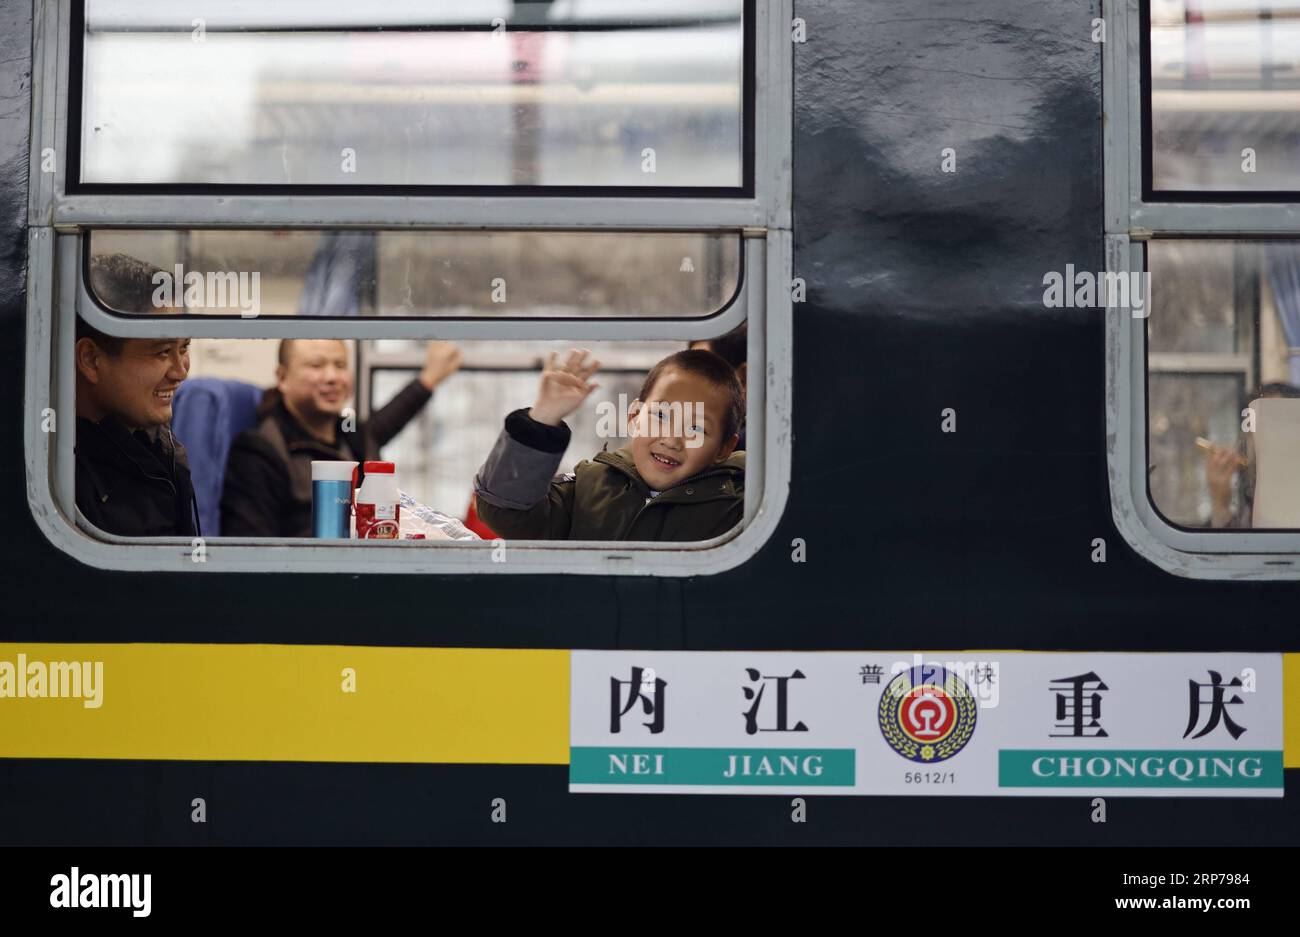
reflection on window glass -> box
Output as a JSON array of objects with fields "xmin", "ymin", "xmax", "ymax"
[
  {"xmin": 1149, "ymin": 0, "xmax": 1300, "ymax": 191},
  {"xmin": 1146, "ymin": 240, "xmax": 1243, "ymax": 353},
  {"xmin": 1147, "ymin": 240, "xmax": 1300, "ymax": 528},
  {"xmin": 87, "ymin": 229, "xmax": 742, "ymax": 318},
  {"xmin": 80, "ymin": 0, "xmax": 745, "ymax": 188}
]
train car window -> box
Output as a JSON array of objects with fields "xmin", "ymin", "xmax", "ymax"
[
  {"xmin": 26, "ymin": 0, "xmax": 791, "ymax": 575},
  {"xmin": 85, "ymin": 230, "xmax": 743, "ymax": 319},
  {"xmin": 76, "ymin": 0, "xmax": 748, "ymax": 190},
  {"xmin": 1105, "ymin": 0, "xmax": 1300, "ymax": 577},
  {"xmin": 1147, "ymin": 0, "xmax": 1300, "ymax": 194},
  {"xmin": 36, "ymin": 229, "xmax": 773, "ymax": 574}
]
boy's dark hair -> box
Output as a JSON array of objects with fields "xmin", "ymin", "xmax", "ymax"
[
  {"xmin": 88, "ymin": 252, "xmax": 165, "ymax": 314},
  {"xmin": 638, "ymin": 349, "xmax": 745, "ymax": 442},
  {"xmin": 706, "ymin": 323, "xmax": 747, "ymax": 371}
]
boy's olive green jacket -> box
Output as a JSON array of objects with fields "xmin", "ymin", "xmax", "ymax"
[{"xmin": 474, "ymin": 409, "xmax": 745, "ymax": 542}]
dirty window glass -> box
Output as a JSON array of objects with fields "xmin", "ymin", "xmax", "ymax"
[{"xmin": 86, "ymin": 229, "xmax": 742, "ymax": 318}]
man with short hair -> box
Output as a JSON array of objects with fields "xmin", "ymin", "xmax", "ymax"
[
  {"xmin": 74, "ymin": 253, "xmax": 199, "ymax": 537},
  {"xmin": 221, "ymin": 338, "xmax": 461, "ymax": 537}
]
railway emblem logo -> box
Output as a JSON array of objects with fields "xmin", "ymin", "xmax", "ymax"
[{"xmin": 879, "ymin": 665, "xmax": 978, "ymax": 762}]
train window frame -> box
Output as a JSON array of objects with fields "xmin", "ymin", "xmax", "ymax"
[
  {"xmin": 31, "ymin": 0, "xmax": 784, "ymax": 230},
  {"xmin": 1104, "ymin": 0, "xmax": 1300, "ymax": 579},
  {"xmin": 23, "ymin": 0, "xmax": 794, "ymax": 576}
]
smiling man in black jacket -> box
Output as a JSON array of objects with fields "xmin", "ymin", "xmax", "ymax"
[{"xmin": 74, "ymin": 256, "xmax": 199, "ymax": 538}]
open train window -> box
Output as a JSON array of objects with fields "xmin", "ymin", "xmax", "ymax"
[
  {"xmin": 24, "ymin": 0, "xmax": 793, "ymax": 576},
  {"xmin": 1105, "ymin": 0, "xmax": 1300, "ymax": 578}
]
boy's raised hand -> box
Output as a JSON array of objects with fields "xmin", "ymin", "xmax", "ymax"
[{"xmin": 529, "ymin": 348, "xmax": 601, "ymax": 426}]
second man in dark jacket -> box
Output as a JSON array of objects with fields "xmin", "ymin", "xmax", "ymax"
[{"xmin": 221, "ymin": 339, "xmax": 461, "ymax": 537}]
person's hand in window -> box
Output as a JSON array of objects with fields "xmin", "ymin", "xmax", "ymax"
[
  {"xmin": 418, "ymin": 342, "xmax": 464, "ymax": 392},
  {"xmin": 529, "ymin": 349, "xmax": 601, "ymax": 427},
  {"xmin": 1204, "ymin": 443, "xmax": 1242, "ymax": 528}
]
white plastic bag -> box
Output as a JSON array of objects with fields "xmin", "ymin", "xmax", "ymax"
[{"xmin": 397, "ymin": 490, "xmax": 480, "ymax": 541}]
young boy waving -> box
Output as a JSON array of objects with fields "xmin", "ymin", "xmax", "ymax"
[{"xmin": 473, "ymin": 348, "xmax": 746, "ymax": 541}]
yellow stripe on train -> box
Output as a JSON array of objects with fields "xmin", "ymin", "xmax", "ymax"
[{"xmin": 0, "ymin": 644, "xmax": 568, "ymax": 764}]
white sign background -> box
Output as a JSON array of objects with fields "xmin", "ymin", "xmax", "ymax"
[{"xmin": 569, "ymin": 651, "xmax": 1284, "ymax": 797}]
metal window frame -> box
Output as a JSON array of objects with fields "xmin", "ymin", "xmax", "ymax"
[
  {"xmin": 32, "ymin": 0, "xmax": 786, "ymax": 230},
  {"xmin": 1105, "ymin": 0, "xmax": 1300, "ymax": 579},
  {"xmin": 24, "ymin": 0, "xmax": 795, "ymax": 576}
]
